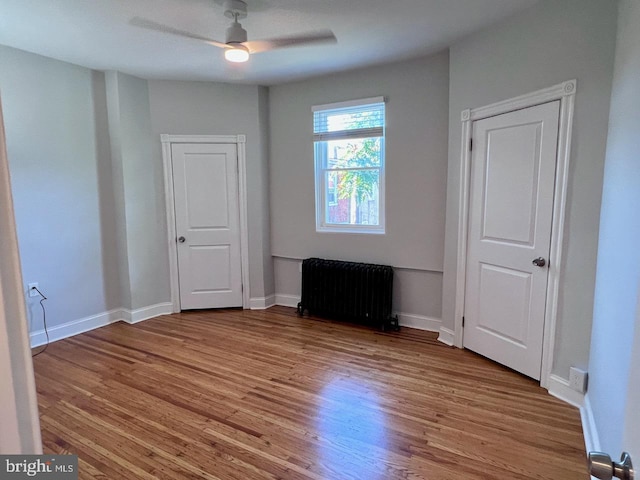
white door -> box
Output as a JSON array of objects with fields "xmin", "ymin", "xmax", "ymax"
[
  {"xmin": 172, "ymin": 143, "xmax": 243, "ymax": 309},
  {"xmin": 463, "ymin": 101, "xmax": 560, "ymax": 380},
  {"xmin": 624, "ymin": 319, "xmax": 640, "ymax": 469}
]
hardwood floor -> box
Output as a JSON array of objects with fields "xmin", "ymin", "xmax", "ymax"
[{"xmin": 33, "ymin": 306, "xmax": 587, "ymax": 479}]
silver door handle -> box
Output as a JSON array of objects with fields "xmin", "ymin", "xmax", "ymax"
[
  {"xmin": 178, "ymin": 236, "xmax": 186, "ymax": 243},
  {"xmin": 589, "ymin": 452, "xmax": 634, "ymax": 480},
  {"xmin": 532, "ymin": 257, "xmax": 546, "ymax": 267}
]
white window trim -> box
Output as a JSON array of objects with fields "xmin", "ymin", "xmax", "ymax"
[{"xmin": 313, "ymin": 97, "xmax": 386, "ymax": 234}]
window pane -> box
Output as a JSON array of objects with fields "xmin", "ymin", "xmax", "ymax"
[
  {"xmin": 327, "ymin": 171, "xmax": 338, "ymax": 206},
  {"xmin": 325, "ymin": 170, "xmax": 380, "ymax": 226},
  {"xmin": 324, "ymin": 137, "xmax": 382, "ymax": 169}
]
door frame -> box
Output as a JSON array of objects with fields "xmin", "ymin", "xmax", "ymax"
[
  {"xmin": 453, "ymin": 80, "xmax": 577, "ymax": 389},
  {"xmin": 161, "ymin": 134, "xmax": 250, "ymax": 312},
  {"xmin": 0, "ymin": 94, "xmax": 42, "ymax": 452}
]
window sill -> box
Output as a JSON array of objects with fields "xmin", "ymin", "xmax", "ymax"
[{"xmin": 316, "ymin": 225, "xmax": 385, "ymax": 235}]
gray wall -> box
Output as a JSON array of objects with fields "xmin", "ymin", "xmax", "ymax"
[
  {"xmin": 269, "ymin": 53, "xmax": 449, "ymax": 323},
  {"xmin": 0, "ymin": 45, "xmax": 121, "ymax": 330},
  {"xmin": 258, "ymin": 86, "xmax": 275, "ymax": 299},
  {"xmin": 0, "ymin": 46, "xmax": 275, "ymax": 334},
  {"xmin": 105, "ymin": 71, "xmax": 169, "ymax": 310},
  {"xmin": 147, "ymin": 80, "xmax": 273, "ymax": 301},
  {"xmin": 1, "ymin": 1, "xmax": 629, "ymax": 403},
  {"xmin": 588, "ymin": 0, "xmax": 640, "ymax": 457},
  {"xmin": 443, "ymin": 0, "xmax": 618, "ymax": 379}
]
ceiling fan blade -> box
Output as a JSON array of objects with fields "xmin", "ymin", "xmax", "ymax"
[
  {"xmin": 130, "ymin": 17, "xmax": 230, "ymax": 49},
  {"xmin": 244, "ymin": 29, "xmax": 336, "ymax": 54}
]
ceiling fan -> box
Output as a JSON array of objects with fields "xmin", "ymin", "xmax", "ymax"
[{"xmin": 130, "ymin": 0, "xmax": 337, "ymax": 63}]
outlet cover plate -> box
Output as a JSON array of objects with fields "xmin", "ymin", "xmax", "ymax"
[{"xmin": 569, "ymin": 367, "xmax": 588, "ymax": 393}]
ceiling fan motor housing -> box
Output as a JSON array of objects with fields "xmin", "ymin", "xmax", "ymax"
[{"xmin": 226, "ymin": 22, "xmax": 247, "ymax": 44}]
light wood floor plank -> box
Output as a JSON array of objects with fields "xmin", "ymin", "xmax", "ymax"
[{"xmin": 33, "ymin": 306, "xmax": 587, "ymax": 479}]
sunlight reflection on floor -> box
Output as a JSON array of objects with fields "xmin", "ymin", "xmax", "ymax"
[{"xmin": 315, "ymin": 377, "xmax": 389, "ymax": 479}]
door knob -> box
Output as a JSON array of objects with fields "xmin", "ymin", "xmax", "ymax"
[
  {"xmin": 532, "ymin": 257, "xmax": 546, "ymax": 267},
  {"xmin": 588, "ymin": 452, "xmax": 634, "ymax": 480},
  {"xmin": 178, "ymin": 236, "xmax": 186, "ymax": 243}
]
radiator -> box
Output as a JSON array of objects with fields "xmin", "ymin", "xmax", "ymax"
[{"xmin": 297, "ymin": 258, "xmax": 399, "ymax": 331}]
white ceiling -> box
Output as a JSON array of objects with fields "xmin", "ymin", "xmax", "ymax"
[{"xmin": 0, "ymin": 0, "xmax": 539, "ymax": 85}]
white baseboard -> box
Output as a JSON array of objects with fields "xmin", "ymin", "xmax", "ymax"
[
  {"xmin": 122, "ymin": 302, "xmax": 174, "ymax": 324},
  {"xmin": 30, "ymin": 308, "xmax": 123, "ymax": 348},
  {"xmin": 395, "ymin": 312, "xmax": 441, "ymax": 332},
  {"xmin": 250, "ymin": 295, "xmax": 276, "ymax": 310},
  {"xmin": 30, "ymin": 302, "xmax": 174, "ymax": 347},
  {"xmin": 275, "ymin": 294, "xmax": 301, "ymax": 308},
  {"xmin": 580, "ymin": 393, "xmax": 600, "ymax": 452},
  {"xmin": 274, "ymin": 295, "xmax": 441, "ymax": 331},
  {"xmin": 547, "ymin": 373, "xmax": 585, "ymax": 408},
  {"xmin": 581, "ymin": 394, "xmax": 601, "ymax": 480},
  {"xmin": 437, "ymin": 327, "xmax": 455, "ymax": 346}
]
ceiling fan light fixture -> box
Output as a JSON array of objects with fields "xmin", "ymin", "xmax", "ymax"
[
  {"xmin": 224, "ymin": 45, "xmax": 250, "ymax": 63},
  {"xmin": 131, "ymin": 0, "xmax": 336, "ymax": 68}
]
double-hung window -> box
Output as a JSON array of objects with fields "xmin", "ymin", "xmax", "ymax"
[{"xmin": 313, "ymin": 97, "xmax": 386, "ymax": 234}]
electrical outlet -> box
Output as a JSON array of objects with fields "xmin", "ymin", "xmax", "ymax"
[
  {"xmin": 569, "ymin": 367, "xmax": 588, "ymax": 393},
  {"xmin": 28, "ymin": 282, "xmax": 39, "ymax": 297}
]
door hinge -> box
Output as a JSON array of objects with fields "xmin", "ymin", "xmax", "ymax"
[
  {"xmin": 469, "ymin": 138, "xmax": 473, "ymax": 151},
  {"xmin": 462, "ymin": 316, "xmax": 465, "ymax": 327}
]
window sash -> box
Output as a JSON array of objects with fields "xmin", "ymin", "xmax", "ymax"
[{"xmin": 315, "ymin": 136, "xmax": 383, "ymax": 170}]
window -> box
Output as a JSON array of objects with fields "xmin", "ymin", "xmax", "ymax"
[{"xmin": 313, "ymin": 97, "xmax": 385, "ymax": 234}]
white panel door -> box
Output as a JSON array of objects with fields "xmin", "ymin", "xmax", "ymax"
[
  {"xmin": 623, "ymin": 314, "xmax": 640, "ymax": 468},
  {"xmin": 172, "ymin": 143, "xmax": 243, "ymax": 309},
  {"xmin": 464, "ymin": 101, "xmax": 560, "ymax": 380}
]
